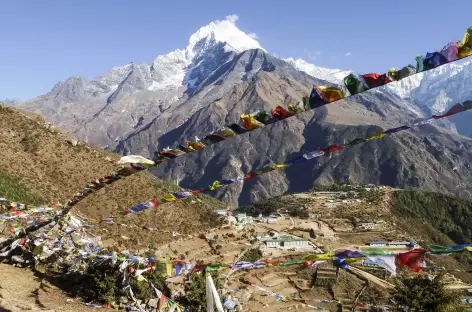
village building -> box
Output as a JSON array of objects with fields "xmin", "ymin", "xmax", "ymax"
[
  {"xmin": 235, "ymin": 213, "xmax": 253, "ymax": 228},
  {"xmin": 264, "ymin": 235, "xmax": 309, "ymax": 249},
  {"xmin": 368, "ymin": 241, "xmax": 387, "ymax": 247},
  {"xmin": 321, "ymin": 233, "xmax": 336, "ymax": 238},
  {"xmin": 264, "ymin": 215, "xmax": 279, "ymax": 224},
  {"xmin": 387, "ymin": 241, "xmax": 416, "ymax": 247},
  {"xmin": 358, "ymin": 222, "xmax": 376, "ymax": 230},
  {"xmin": 367, "ymin": 241, "xmax": 416, "ymax": 247},
  {"xmin": 215, "ymin": 210, "xmax": 232, "ymax": 216},
  {"xmin": 255, "ymin": 233, "xmax": 271, "ymax": 240}
]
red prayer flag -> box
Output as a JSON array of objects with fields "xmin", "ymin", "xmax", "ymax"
[
  {"xmin": 361, "ymin": 73, "xmax": 392, "ymax": 89},
  {"xmin": 321, "ymin": 145, "xmax": 344, "ymax": 154},
  {"xmin": 433, "ymin": 103, "xmax": 465, "ymax": 119},
  {"xmin": 158, "ymin": 294, "xmax": 168, "ymax": 310},
  {"xmin": 395, "ymin": 248, "xmax": 426, "ymax": 272},
  {"xmin": 272, "ymin": 106, "xmax": 293, "ymax": 120},
  {"xmin": 244, "ymin": 172, "xmax": 257, "ymax": 180}
]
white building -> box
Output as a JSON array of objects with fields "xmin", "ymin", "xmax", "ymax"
[
  {"xmin": 388, "ymin": 241, "xmax": 414, "ymax": 247},
  {"xmin": 359, "ymin": 223, "xmax": 376, "ymax": 230},
  {"xmin": 215, "ymin": 210, "xmax": 232, "ymax": 216},
  {"xmin": 255, "ymin": 233, "xmax": 270, "ymax": 240},
  {"xmin": 235, "ymin": 213, "xmax": 253, "ymax": 227},
  {"xmin": 321, "ymin": 233, "xmax": 336, "ymax": 238},
  {"xmin": 264, "ymin": 216, "xmax": 278, "ymax": 224},
  {"xmin": 368, "ymin": 241, "xmax": 387, "ymax": 246},
  {"xmin": 265, "ymin": 236, "xmax": 309, "ymax": 249}
]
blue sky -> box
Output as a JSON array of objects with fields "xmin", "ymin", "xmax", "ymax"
[{"xmin": 1, "ymin": 0, "xmax": 470, "ymax": 99}]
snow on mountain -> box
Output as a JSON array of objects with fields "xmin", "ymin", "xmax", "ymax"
[
  {"xmin": 95, "ymin": 63, "xmax": 134, "ymax": 87},
  {"xmin": 12, "ymin": 14, "xmax": 472, "ymax": 151},
  {"xmin": 287, "ymin": 53, "xmax": 472, "ymax": 119},
  {"xmin": 382, "ymin": 57, "xmax": 472, "ymax": 113},
  {"xmin": 284, "ymin": 57, "xmax": 351, "ymax": 85},
  {"xmin": 94, "ymin": 15, "xmax": 266, "ymax": 93},
  {"xmin": 186, "ymin": 14, "xmax": 264, "ymax": 58}
]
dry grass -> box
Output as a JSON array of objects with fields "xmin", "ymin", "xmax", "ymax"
[
  {"xmin": 71, "ymin": 171, "xmax": 226, "ymax": 250},
  {"xmin": 0, "ymin": 105, "xmax": 118, "ymax": 203},
  {"xmin": 0, "ymin": 104, "xmax": 226, "ymax": 249}
]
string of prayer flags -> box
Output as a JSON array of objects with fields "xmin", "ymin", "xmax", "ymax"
[
  {"xmin": 3, "ymin": 100, "xmax": 471, "ymax": 240},
  {"xmin": 4, "ymin": 26, "xmax": 472, "ymax": 243},
  {"xmin": 118, "ymin": 100, "xmax": 472, "ymax": 220},
  {"xmin": 53, "ymin": 25, "xmax": 472, "ymax": 212},
  {"xmin": 0, "ymin": 198, "xmax": 63, "ymax": 212},
  {"xmin": 71, "ymin": 27, "xmax": 472, "ymax": 211},
  {"xmin": 429, "ymin": 245, "xmax": 465, "ymax": 254}
]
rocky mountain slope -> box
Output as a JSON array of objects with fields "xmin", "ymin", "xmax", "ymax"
[
  {"xmin": 11, "ymin": 16, "xmax": 341, "ymax": 152},
  {"xmin": 7, "ymin": 17, "xmax": 472, "ymax": 208},
  {"xmin": 150, "ymin": 92, "xmax": 472, "ymax": 207},
  {"xmin": 0, "ymin": 104, "xmax": 224, "ymax": 250}
]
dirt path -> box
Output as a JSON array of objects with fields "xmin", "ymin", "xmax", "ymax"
[
  {"xmin": 0, "ymin": 264, "xmax": 106, "ymax": 312},
  {"xmin": 222, "ymin": 242, "xmax": 263, "ymax": 293},
  {"xmin": 348, "ymin": 267, "xmax": 394, "ymax": 289}
]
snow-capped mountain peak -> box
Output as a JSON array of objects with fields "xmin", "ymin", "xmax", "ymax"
[
  {"xmin": 285, "ymin": 57, "xmax": 351, "ymax": 85},
  {"xmin": 146, "ymin": 15, "xmax": 265, "ymax": 92},
  {"xmin": 186, "ymin": 15, "xmax": 264, "ymax": 58}
]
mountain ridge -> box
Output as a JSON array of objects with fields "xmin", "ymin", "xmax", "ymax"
[{"xmin": 5, "ymin": 17, "xmax": 472, "ymax": 208}]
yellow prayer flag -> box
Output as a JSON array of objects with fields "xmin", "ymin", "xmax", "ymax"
[
  {"xmin": 366, "ymin": 132, "xmax": 385, "ymax": 142},
  {"xmin": 288, "ymin": 103, "xmax": 305, "ymax": 114},
  {"xmin": 209, "ymin": 181, "xmax": 223, "ymax": 191},
  {"xmin": 188, "ymin": 141, "xmax": 205, "ymax": 151},
  {"xmin": 273, "ymin": 164, "xmax": 290, "ymax": 169},
  {"xmin": 303, "ymin": 252, "xmax": 334, "ymax": 261},
  {"xmin": 162, "ymin": 194, "xmax": 177, "ymax": 202},
  {"xmin": 458, "ymin": 26, "xmax": 472, "ymax": 59},
  {"xmin": 240, "ymin": 113, "xmax": 263, "ymax": 130},
  {"xmin": 316, "ymin": 86, "xmax": 345, "ymax": 103}
]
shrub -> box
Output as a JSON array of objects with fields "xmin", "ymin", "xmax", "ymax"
[
  {"xmin": 391, "ymin": 190, "xmax": 472, "ymax": 244},
  {"xmin": 0, "ymin": 171, "xmax": 43, "ymax": 204},
  {"xmin": 81, "ymin": 262, "xmax": 170, "ymax": 304},
  {"xmin": 81, "ymin": 263, "xmax": 122, "ymax": 303},
  {"xmin": 391, "ymin": 273, "xmax": 462, "ymax": 311},
  {"xmin": 240, "ymin": 248, "xmax": 263, "ymax": 262},
  {"xmin": 176, "ymin": 271, "xmax": 220, "ymax": 311}
]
